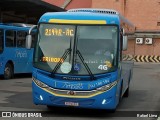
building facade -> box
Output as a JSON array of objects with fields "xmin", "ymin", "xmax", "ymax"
[
  {"xmin": 92, "ymin": 0, "xmax": 160, "ymax": 58},
  {"xmin": 0, "ymin": 0, "xmax": 64, "ymax": 24},
  {"xmin": 43, "ymin": 0, "xmax": 92, "ymax": 9}
]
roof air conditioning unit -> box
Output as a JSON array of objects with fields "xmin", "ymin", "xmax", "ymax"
[
  {"xmin": 145, "ymin": 38, "xmax": 152, "ymax": 45},
  {"xmin": 136, "ymin": 38, "xmax": 143, "ymax": 44}
]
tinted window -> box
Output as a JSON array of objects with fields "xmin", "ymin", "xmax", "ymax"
[
  {"xmin": 0, "ymin": 29, "xmax": 4, "ymax": 53},
  {"xmin": 6, "ymin": 30, "xmax": 15, "ymax": 47},
  {"xmin": 31, "ymin": 32, "xmax": 36, "ymax": 48},
  {"xmin": 17, "ymin": 31, "xmax": 27, "ymax": 48}
]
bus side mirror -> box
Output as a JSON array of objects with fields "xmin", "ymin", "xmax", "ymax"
[
  {"xmin": 123, "ymin": 36, "xmax": 128, "ymax": 51},
  {"xmin": 26, "ymin": 35, "xmax": 32, "ymax": 49}
]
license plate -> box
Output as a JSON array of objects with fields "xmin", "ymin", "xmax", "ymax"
[{"xmin": 65, "ymin": 102, "xmax": 79, "ymax": 106}]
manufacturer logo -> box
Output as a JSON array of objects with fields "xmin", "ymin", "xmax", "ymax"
[
  {"xmin": 62, "ymin": 77, "xmax": 81, "ymax": 80},
  {"xmin": 67, "ymin": 91, "xmax": 76, "ymax": 95}
]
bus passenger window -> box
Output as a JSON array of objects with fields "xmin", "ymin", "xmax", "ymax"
[
  {"xmin": 6, "ymin": 30, "xmax": 15, "ymax": 47},
  {"xmin": 120, "ymin": 30, "xmax": 123, "ymax": 61},
  {"xmin": 0, "ymin": 29, "xmax": 4, "ymax": 53},
  {"xmin": 17, "ymin": 31, "xmax": 27, "ymax": 48}
]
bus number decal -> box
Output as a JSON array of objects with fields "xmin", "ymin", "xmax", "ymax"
[{"xmin": 88, "ymin": 79, "xmax": 110, "ymax": 89}]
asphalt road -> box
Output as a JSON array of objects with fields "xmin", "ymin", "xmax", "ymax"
[{"xmin": 0, "ymin": 63, "xmax": 160, "ymax": 120}]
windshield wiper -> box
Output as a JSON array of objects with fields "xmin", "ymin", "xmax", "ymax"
[
  {"xmin": 76, "ymin": 50, "xmax": 95, "ymax": 80},
  {"xmin": 50, "ymin": 48, "xmax": 71, "ymax": 77},
  {"xmin": 51, "ymin": 37, "xmax": 72, "ymax": 77}
]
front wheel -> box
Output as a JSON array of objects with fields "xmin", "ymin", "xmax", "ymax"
[
  {"xmin": 124, "ymin": 72, "xmax": 131, "ymax": 97},
  {"xmin": 47, "ymin": 105, "xmax": 54, "ymax": 110},
  {"xmin": 123, "ymin": 87, "xmax": 129, "ymax": 97},
  {"xmin": 4, "ymin": 63, "xmax": 14, "ymax": 79}
]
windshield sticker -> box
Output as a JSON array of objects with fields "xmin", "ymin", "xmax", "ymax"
[
  {"xmin": 74, "ymin": 63, "xmax": 81, "ymax": 71},
  {"xmin": 98, "ymin": 65, "xmax": 108, "ymax": 70},
  {"xmin": 60, "ymin": 62, "xmax": 72, "ymax": 73},
  {"xmin": 42, "ymin": 57, "xmax": 64, "ymax": 63},
  {"xmin": 84, "ymin": 60, "xmax": 98, "ymax": 64}
]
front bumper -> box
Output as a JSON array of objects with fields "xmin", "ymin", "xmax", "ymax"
[{"xmin": 32, "ymin": 80, "xmax": 118, "ymax": 110}]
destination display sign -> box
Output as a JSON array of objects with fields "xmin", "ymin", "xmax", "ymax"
[{"xmin": 44, "ymin": 28, "xmax": 74, "ymax": 36}]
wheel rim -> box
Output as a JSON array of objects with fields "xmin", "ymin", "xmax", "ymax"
[{"xmin": 4, "ymin": 67, "xmax": 11, "ymax": 78}]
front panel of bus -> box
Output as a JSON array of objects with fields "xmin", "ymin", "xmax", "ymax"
[{"xmin": 32, "ymin": 20, "xmax": 121, "ymax": 110}]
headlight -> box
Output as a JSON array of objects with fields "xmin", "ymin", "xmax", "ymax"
[
  {"xmin": 32, "ymin": 77, "xmax": 48, "ymax": 88},
  {"xmin": 96, "ymin": 80, "xmax": 118, "ymax": 91}
]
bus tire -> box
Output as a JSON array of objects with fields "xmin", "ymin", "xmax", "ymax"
[
  {"xmin": 119, "ymin": 81, "xmax": 123, "ymax": 101},
  {"xmin": 109, "ymin": 109, "xmax": 116, "ymax": 113},
  {"xmin": 123, "ymin": 87, "xmax": 129, "ymax": 97},
  {"xmin": 47, "ymin": 105, "xmax": 54, "ymax": 110},
  {"xmin": 124, "ymin": 71, "xmax": 131, "ymax": 97},
  {"xmin": 4, "ymin": 63, "xmax": 14, "ymax": 79}
]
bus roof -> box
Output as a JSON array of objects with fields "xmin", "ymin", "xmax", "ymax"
[
  {"xmin": 39, "ymin": 11, "xmax": 120, "ymax": 25},
  {"xmin": 0, "ymin": 23, "xmax": 34, "ymax": 30},
  {"xmin": 67, "ymin": 8, "xmax": 135, "ymax": 31},
  {"xmin": 39, "ymin": 8, "xmax": 135, "ymax": 34},
  {"xmin": 67, "ymin": 8, "xmax": 119, "ymax": 14}
]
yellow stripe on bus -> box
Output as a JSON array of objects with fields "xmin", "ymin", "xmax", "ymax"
[
  {"xmin": 33, "ymin": 80, "xmax": 116, "ymax": 98},
  {"xmin": 49, "ymin": 19, "xmax": 107, "ymax": 24}
]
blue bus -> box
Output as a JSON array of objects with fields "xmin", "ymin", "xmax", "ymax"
[
  {"xmin": 0, "ymin": 23, "xmax": 36, "ymax": 79},
  {"xmin": 26, "ymin": 9, "xmax": 135, "ymax": 111}
]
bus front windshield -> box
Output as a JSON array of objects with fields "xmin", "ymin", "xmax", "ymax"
[{"xmin": 34, "ymin": 23, "xmax": 118, "ymax": 75}]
